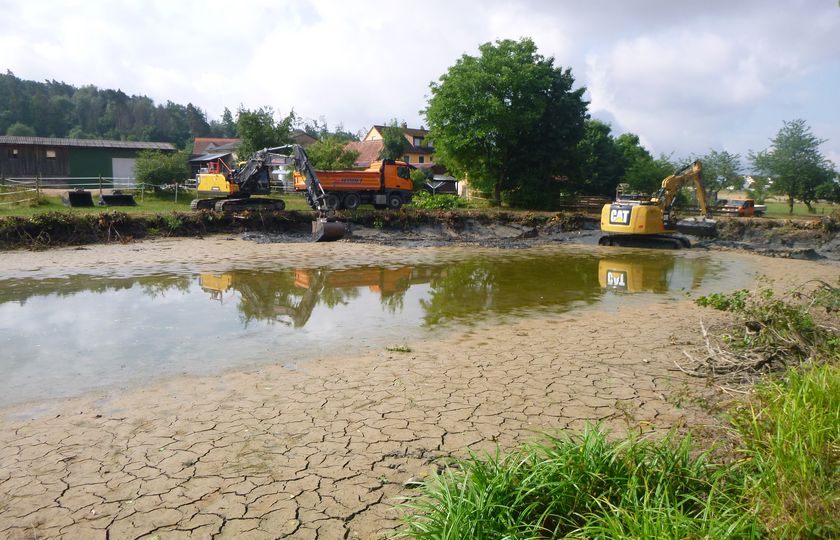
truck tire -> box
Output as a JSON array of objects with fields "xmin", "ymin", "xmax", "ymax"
[
  {"xmin": 343, "ymin": 193, "xmax": 361, "ymax": 210},
  {"xmin": 324, "ymin": 193, "xmax": 341, "ymax": 210},
  {"xmin": 387, "ymin": 193, "xmax": 403, "ymax": 210},
  {"xmin": 274, "ymin": 199, "xmax": 286, "ymax": 211}
]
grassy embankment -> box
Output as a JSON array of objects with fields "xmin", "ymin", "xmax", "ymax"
[{"xmin": 399, "ymin": 283, "xmax": 840, "ymax": 539}]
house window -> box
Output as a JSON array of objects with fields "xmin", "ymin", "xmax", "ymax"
[
  {"xmin": 429, "ymin": 155, "xmax": 433, "ymax": 162},
  {"xmin": 413, "ymin": 137, "xmax": 424, "ymax": 146},
  {"xmin": 403, "ymin": 155, "xmax": 410, "ymax": 163},
  {"xmin": 8, "ymin": 148, "xmax": 19, "ymax": 159},
  {"xmin": 418, "ymin": 156, "xmax": 425, "ymax": 164},
  {"xmin": 46, "ymin": 149, "xmax": 57, "ymax": 159}
]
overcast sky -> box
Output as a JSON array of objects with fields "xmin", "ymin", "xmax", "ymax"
[{"xmin": 1, "ymin": 0, "xmax": 838, "ymax": 165}]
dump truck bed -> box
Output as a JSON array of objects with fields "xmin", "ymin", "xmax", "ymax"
[{"xmin": 294, "ymin": 169, "xmax": 381, "ymax": 192}]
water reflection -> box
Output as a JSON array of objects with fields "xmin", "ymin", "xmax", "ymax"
[
  {"xmin": 597, "ymin": 253, "xmax": 713, "ymax": 293},
  {"xmin": 193, "ymin": 251, "xmax": 714, "ymax": 327},
  {"xmin": 0, "ymin": 249, "xmax": 738, "ymax": 406}
]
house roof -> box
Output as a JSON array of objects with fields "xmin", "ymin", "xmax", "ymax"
[
  {"xmin": 193, "ymin": 137, "xmax": 240, "ymax": 155},
  {"xmin": 345, "ymin": 140, "xmax": 384, "ymax": 166},
  {"xmin": 370, "ymin": 125, "xmax": 429, "ymax": 138},
  {"xmin": 0, "ymin": 136, "xmax": 176, "ymax": 151},
  {"xmin": 290, "ymin": 130, "xmax": 319, "ymax": 146},
  {"xmin": 188, "ymin": 152, "xmax": 232, "ymax": 163}
]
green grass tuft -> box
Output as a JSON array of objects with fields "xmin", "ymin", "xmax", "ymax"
[
  {"xmin": 731, "ymin": 364, "xmax": 840, "ymax": 537},
  {"xmin": 399, "ymin": 426, "xmax": 758, "ymax": 539}
]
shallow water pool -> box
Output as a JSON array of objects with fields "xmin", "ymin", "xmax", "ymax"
[{"xmin": 0, "ymin": 246, "xmax": 753, "ymax": 406}]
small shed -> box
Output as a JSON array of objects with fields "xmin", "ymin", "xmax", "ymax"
[
  {"xmin": 425, "ymin": 174, "xmax": 459, "ymax": 195},
  {"xmin": 0, "ymin": 136, "xmax": 176, "ymax": 184}
]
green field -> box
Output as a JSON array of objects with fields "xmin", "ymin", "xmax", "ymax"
[{"xmin": 762, "ymin": 200, "xmax": 837, "ymax": 218}]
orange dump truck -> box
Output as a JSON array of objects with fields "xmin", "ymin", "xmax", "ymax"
[{"xmin": 294, "ymin": 159, "xmax": 414, "ymax": 210}]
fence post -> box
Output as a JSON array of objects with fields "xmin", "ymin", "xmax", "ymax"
[
  {"xmin": 99, "ymin": 175, "xmax": 103, "ymax": 198},
  {"xmin": 36, "ymin": 175, "xmax": 41, "ymax": 202},
  {"xmin": 175, "ymin": 182, "xmax": 178, "ymax": 204}
]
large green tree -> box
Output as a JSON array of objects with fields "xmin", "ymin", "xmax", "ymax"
[
  {"xmin": 134, "ymin": 150, "xmax": 190, "ymax": 187},
  {"xmin": 424, "ymin": 38, "xmax": 588, "ymax": 207},
  {"xmin": 694, "ymin": 149, "xmax": 743, "ymax": 199},
  {"xmin": 571, "ymin": 119, "xmax": 626, "ymax": 196},
  {"xmin": 377, "ymin": 119, "xmax": 410, "ymax": 161},
  {"xmin": 306, "ymin": 136, "xmax": 360, "ymax": 170},
  {"xmin": 615, "ymin": 133, "xmax": 674, "ymax": 194},
  {"xmin": 235, "ymin": 106, "xmax": 294, "ymax": 158},
  {"xmin": 750, "ymin": 119, "xmax": 836, "ymax": 213}
]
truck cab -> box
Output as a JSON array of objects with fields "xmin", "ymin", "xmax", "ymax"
[{"xmin": 720, "ymin": 199, "xmax": 763, "ymax": 217}]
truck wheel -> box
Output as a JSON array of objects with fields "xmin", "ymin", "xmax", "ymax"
[
  {"xmin": 387, "ymin": 193, "xmax": 403, "ymax": 209},
  {"xmin": 324, "ymin": 193, "xmax": 340, "ymax": 210},
  {"xmin": 274, "ymin": 200, "xmax": 286, "ymax": 211},
  {"xmin": 343, "ymin": 193, "xmax": 361, "ymax": 210}
]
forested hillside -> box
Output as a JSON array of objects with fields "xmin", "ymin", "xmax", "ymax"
[{"xmin": 0, "ymin": 71, "xmax": 235, "ymax": 148}]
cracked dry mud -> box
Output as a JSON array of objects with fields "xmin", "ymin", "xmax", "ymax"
[
  {"xmin": 1, "ymin": 239, "xmax": 837, "ymax": 539},
  {"xmin": 0, "ymin": 305, "xmax": 728, "ymax": 539}
]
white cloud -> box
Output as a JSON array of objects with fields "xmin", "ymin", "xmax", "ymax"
[{"xmin": 0, "ymin": 0, "xmax": 838, "ymax": 160}]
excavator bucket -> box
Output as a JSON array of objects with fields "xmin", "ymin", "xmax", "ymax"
[
  {"xmin": 62, "ymin": 189, "xmax": 94, "ymax": 207},
  {"xmin": 99, "ymin": 191, "xmax": 137, "ymax": 206},
  {"xmin": 676, "ymin": 218, "xmax": 718, "ymax": 237},
  {"xmin": 312, "ymin": 218, "xmax": 346, "ymax": 242}
]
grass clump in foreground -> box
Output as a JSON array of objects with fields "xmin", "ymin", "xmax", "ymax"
[
  {"xmin": 732, "ymin": 364, "xmax": 840, "ymax": 537},
  {"xmin": 400, "ymin": 284, "xmax": 840, "ymax": 539},
  {"xmin": 400, "ymin": 427, "xmax": 758, "ymax": 539}
]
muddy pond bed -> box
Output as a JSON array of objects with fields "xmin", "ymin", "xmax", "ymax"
[{"xmin": 1, "ymin": 245, "xmax": 754, "ymax": 407}]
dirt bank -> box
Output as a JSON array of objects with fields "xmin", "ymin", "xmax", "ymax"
[
  {"xmin": 3, "ymin": 208, "xmax": 839, "ymax": 260},
  {"xmin": 1, "ymin": 239, "xmax": 837, "ymax": 539}
]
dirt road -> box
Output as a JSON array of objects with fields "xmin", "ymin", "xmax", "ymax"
[{"xmin": 0, "ymin": 238, "xmax": 837, "ymax": 539}]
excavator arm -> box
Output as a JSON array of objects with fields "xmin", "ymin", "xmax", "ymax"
[
  {"xmin": 654, "ymin": 160, "xmax": 712, "ymax": 221},
  {"xmin": 273, "ymin": 144, "xmax": 346, "ymax": 242}
]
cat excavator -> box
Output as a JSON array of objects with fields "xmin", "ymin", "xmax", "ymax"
[
  {"xmin": 599, "ymin": 160, "xmax": 717, "ymax": 249},
  {"xmin": 192, "ymin": 144, "xmax": 345, "ymax": 242}
]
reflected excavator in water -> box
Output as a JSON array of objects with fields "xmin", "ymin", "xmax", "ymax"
[
  {"xmin": 598, "ymin": 253, "xmax": 711, "ymax": 293},
  {"xmin": 197, "ymin": 251, "xmax": 717, "ymax": 329}
]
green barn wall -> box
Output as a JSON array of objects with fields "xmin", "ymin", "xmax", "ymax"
[{"xmin": 67, "ymin": 148, "xmax": 140, "ymax": 178}]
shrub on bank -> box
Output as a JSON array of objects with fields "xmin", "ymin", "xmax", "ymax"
[{"xmin": 409, "ymin": 191, "xmax": 468, "ymax": 210}]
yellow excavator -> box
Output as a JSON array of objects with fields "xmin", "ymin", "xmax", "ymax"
[
  {"xmin": 192, "ymin": 144, "xmax": 345, "ymax": 242},
  {"xmin": 599, "ymin": 160, "xmax": 717, "ymax": 249}
]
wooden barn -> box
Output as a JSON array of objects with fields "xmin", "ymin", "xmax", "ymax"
[{"xmin": 0, "ymin": 136, "xmax": 176, "ymax": 183}]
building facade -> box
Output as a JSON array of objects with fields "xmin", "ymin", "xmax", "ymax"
[
  {"xmin": 0, "ymin": 136, "xmax": 176, "ymax": 182},
  {"xmin": 362, "ymin": 125, "xmax": 435, "ymax": 165}
]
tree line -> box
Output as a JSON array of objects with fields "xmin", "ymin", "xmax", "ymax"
[
  {"xmin": 0, "ymin": 71, "xmax": 243, "ymax": 148},
  {"xmin": 0, "ymin": 71, "xmax": 359, "ymax": 152}
]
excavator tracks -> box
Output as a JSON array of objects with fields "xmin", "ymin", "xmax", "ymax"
[{"xmin": 599, "ymin": 234, "xmax": 691, "ymax": 249}]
